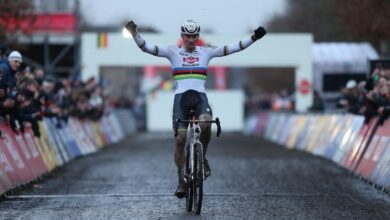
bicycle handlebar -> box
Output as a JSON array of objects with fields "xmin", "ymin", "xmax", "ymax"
[{"xmin": 174, "ymin": 117, "xmax": 222, "ymax": 137}]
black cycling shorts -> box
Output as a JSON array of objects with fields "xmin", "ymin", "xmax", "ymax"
[{"xmin": 172, "ymin": 90, "xmax": 212, "ymax": 130}]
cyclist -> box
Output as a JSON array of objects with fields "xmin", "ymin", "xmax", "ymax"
[{"xmin": 125, "ymin": 20, "xmax": 266, "ymax": 198}]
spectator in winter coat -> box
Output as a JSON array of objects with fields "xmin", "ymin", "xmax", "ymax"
[{"xmin": 0, "ymin": 51, "xmax": 22, "ymax": 90}]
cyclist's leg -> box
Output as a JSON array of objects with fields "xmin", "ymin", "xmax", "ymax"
[
  {"xmin": 174, "ymin": 128, "xmax": 187, "ymax": 168},
  {"xmin": 198, "ymin": 93, "xmax": 212, "ymax": 155},
  {"xmin": 173, "ymin": 93, "xmax": 187, "ymax": 168},
  {"xmin": 199, "ymin": 113, "xmax": 212, "ymax": 155},
  {"xmin": 198, "ymin": 93, "xmax": 213, "ymax": 177},
  {"xmin": 172, "ymin": 93, "xmax": 188, "ymax": 198}
]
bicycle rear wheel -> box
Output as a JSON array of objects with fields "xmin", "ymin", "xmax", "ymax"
[
  {"xmin": 185, "ymin": 144, "xmax": 193, "ymax": 212},
  {"xmin": 193, "ymin": 143, "xmax": 203, "ymax": 215}
]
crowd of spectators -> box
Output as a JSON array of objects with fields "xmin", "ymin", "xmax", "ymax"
[
  {"xmin": 245, "ymin": 62, "xmax": 390, "ymax": 124},
  {"xmin": 244, "ymin": 90, "xmax": 294, "ymax": 117},
  {"xmin": 0, "ymin": 49, "xmax": 105, "ymax": 137},
  {"xmin": 338, "ymin": 64, "xmax": 390, "ymax": 122}
]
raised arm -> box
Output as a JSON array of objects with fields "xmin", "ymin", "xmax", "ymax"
[
  {"xmin": 125, "ymin": 21, "xmax": 170, "ymax": 57},
  {"xmin": 208, "ymin": 26, "xmax": 266, "ymax": 58}
]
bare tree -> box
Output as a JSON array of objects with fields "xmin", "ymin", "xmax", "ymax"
[
  {"xmin": 0, "ymin": 0, "xmax": 35, "ymax": 45},
  {"xmin": 266, "ymin": 0, "xmax": 390, "ymax": 54},
  {"xmin": 332, "ymin": 0, "xmax": 390, "ymax": 52},
  {"xmin": 267, "ymin": 0, "xmax": 345, "ymax": 41}
]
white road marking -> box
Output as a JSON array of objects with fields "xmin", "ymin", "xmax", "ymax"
[{"xmin": 5, "ymin": 193, "xmax": 345, "ymax": 199}]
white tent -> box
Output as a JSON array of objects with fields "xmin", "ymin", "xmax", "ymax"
[{"xmin": 313, "ymin": 42, "xmax": 379, "ymax": 97}]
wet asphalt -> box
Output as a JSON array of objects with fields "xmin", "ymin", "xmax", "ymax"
[{"xmin": 0, "ymin": 133, "xmax": 390, "ymax": 220}]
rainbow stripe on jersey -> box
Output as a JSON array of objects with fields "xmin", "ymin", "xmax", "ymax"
[{"xmin": 172, "ymin": 67, "xmax": 207, "ymax": 80}]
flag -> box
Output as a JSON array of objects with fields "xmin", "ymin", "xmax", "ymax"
[{"xmin": 97, "ymin": 32, "xmax": 108, "ymax": 48}]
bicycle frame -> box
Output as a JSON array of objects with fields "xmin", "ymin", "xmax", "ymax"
[
  {"xmin": 174, "ymin": 116, "xmax": 221, "ymax": 181},
  {"xmin": 173, "ymin": 114, "xmax": 221, "ymax": 214},
  {"xmin": 188, "ymin": 117, "xmax": 204, "ymax": 181}
]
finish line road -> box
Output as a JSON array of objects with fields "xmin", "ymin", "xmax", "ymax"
[{"xmin": 1, "ymin": 133, "xmax": 389, "ymax": 219}]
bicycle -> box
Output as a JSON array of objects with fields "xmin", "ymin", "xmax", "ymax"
[{"xmin": 174, "ymin": 109, "xmax": 221, "ymax": 215}]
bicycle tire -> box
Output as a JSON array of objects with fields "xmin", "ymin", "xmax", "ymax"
[
  {"xmin": 185, "ymin": 144, "xmax": 193, "ymax": 212},
  {"xmin": 193, "ymin": 143, "xmax": 203, "ymax": 215}
]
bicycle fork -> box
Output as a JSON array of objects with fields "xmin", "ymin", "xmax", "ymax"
[
  {"xmin": 185, "ymin": 122, "xmax": 205, "ymax": 184},
  {"xmin": 192, "ymin": 123, "xmax": 205, "ymax": 181}
]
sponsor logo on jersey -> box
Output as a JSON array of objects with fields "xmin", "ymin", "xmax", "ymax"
[
  {"xmin": 179, "ymin": 50, "xmax": 200, "ymax": 56},
  {"xmin": 183, "ymin": 56, "xmax": 199, "ymax": 64}
]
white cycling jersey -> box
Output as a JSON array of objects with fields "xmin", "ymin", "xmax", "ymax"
[{"xmin": 133, "ymin": 34, "xmax": 256, "ymax": 94}]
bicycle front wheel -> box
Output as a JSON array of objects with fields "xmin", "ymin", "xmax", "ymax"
[
  {"xmin": 185, "ymin": 144, "xmax": 193, "ymax": 212},
  {"xmin": 193, "ymin": 143, "xmax": 203, "ymax": 215}
]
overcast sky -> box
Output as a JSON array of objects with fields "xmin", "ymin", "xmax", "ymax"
[{"xmin": 80, "ymin": 0, "xmax": 287, "ymax": 34}]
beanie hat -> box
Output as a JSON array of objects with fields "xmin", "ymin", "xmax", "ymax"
[
  {"xmin": 8, "ymin": 51, "xmax": 22, "ymax": 62},
  {"xmin": 346, "ymin": 80, "xmax": 357, "ymax": 89}
]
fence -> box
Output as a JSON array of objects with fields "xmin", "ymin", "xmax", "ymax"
[
  {"xmin": 0, "ymin": 109, "xmax": 136, "ymax": 196},
  {"xmin": 245, "ymin": 112, "xmax": 390, "ymax": 191}
]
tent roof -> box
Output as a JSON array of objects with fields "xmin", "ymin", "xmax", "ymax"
[{"xmin": 313, "ymin": 42, "xmax": 379, "ymax": 72}]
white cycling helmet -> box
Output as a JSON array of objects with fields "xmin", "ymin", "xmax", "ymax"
[{"xmin": 181, "ymin": 20, "xmax": 200, "ymax": 35}]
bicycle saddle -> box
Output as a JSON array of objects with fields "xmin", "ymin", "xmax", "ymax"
[{"xmin": 180, "ymin": 90, "xmax": 203, "ymax": 117}]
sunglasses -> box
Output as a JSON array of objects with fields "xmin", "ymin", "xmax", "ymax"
[{"xmin": 183, "ymin": 34, "xmax": 199, "ymax": 38}]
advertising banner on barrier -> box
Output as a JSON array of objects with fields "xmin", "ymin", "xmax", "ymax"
[
  {"xmin": 81, "ymin": 120, "xmax": 106, "ymax": 150},
  {"xmin": 45, "ymin": 118, "xmax": 71, "ymax": 163},
  {"xmin": 0, "ymin": 164, "xmax": 13, "ymax": 191},
  {"xmin": 35, "ymin": 135, "xmax": 56, "ymax": 172},
  {"xmin": 68, "ymin": 118, "xmax": 96, "ymax": 155},
  {"xmin": 323, "ymin": 116, "xmax": 349, "ymax": 160},
  {"xmin": 255, "ymin": 112, "xmax": 269, "ymax": 135},
  {"xmin": 259, "ymin": 112, "xmax": 390, "ymax": 190},
  {"xmin": 371, "ymin": 137, "xmax": 390, "ymax": 189},
  {"xmin": 100, "ymin": 116, "xmax": 115, "ymax": 144},
  {"xmin": 97, "ymin": 119, "xmax": 110, "ymax": 145},
  {"xmin": 14, "ymin": 132, "xmax": 41, "ymax": 179},
  {"xmin": 115, "ymin": 110, "xmax": 136, "ymax": 135},
  {"xmin": 264, "ymin": 113, "xmax": 276, "ymax": 140},
  {"xmin": 371, "ymin": 140, "xmax": 390, "ymax": 188},
  {"xmin": 286, "ymin": 115, "xmax": 306, "ymax": 149},
  {"xmin": 41, "ymin": 119, "xmax": 65, "ymax": 166},
  {"xmin": 306, "ymin": 115, "xmax": 326, "ymax": 153},
  {"xmin": 334, "ymin": 115, "xmax": 365, "ymax": 166},
  {"xmin": 101, "ymin": 115, "xmax": 120, "ymax": 144},
  {"xmin": 0, "ymin": 178, "xmax": 5, "ymax": 195},
  {"xmin": 333, "ymin": 115, "xmax": 364, "ymax": 166},
  {"xmin": 90, "ymin": 122, "xmax": 104, "ymax": 149},
  {"xmin": 0, "ymin": 112, "xmax": 128, "ymax": 196},
  {"xmin": 56, "ymin": 120, "xmax": 82, "ymax": 159},
  {"xmin": 80, "ymin": 120, "xmax": 97, "ymax": 147},
  {"xmin": 355, "ymin": 135, "xmax": 382, "ymax": 178},
  {"xmin": 0, "ymin": 145, "xmax": 15, "ymax": 190},
  {"xmin": 75, "ymin": 119, "xmax": 97, "ymax": 154},
  {"xmin": 356, "ymin": 120, "xmax": 390, "ymax": 180},
  {"xmin": 109, "ymin": 113, "xmax": 125, "ymax": 142},
  {"xmin": 312, "ymin": 115, "xmax": 335, "ymax": 156},
  {"xmin": 39, "ymin": 121, "xmax": 63, "ymax": 167},
  {"xmin": 344, "ymin": 118, "xmax": 377, "ymax": 170},
  {"xmin": 298, "ymin": 115, "xmax": 316, "ymax": 151},
  {"xmin": 0, "ymin": 125, "xmax": 33, "ymax": 185},
  {"xmin": 271, "ymin": 114, "xmax": 287, "ymax": 143},
  {"xmin": 280, "ymin": 114, "xmax": 294, "ymax": 147},
  {"xmin": 66, "ymin": 122, "xmax": 84, "ymax": 155},
  {"xmin": 23, "ymin": 127, "xmax": 48, "ymax": 177},
  {"xmin": 278, "ymin": 114, "xmax": 293, "ymax": 146},
  {"xmin": 67, "ymin": 118, "xmax": 88, "ymax": 155}
]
